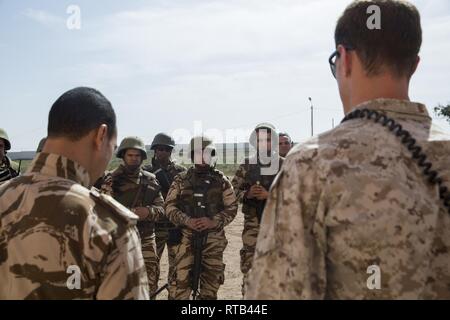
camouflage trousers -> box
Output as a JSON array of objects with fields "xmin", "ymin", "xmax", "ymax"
[
  {"xmin": 140, "ymin": 232, "xmax": 159, "ymax": 299},
  {"xmin": 170, "ymin": 229, "xmax": 228, "ymax": 300},
  {"xmin": 154, "ymin": 226, "xmax": 179, "ymax": 299},
  {"xmin": 240, "ymin": 211, "xmax": 260, "ymax": 297}
]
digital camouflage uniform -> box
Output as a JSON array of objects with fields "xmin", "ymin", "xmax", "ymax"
[
  {"xmin": 102, "ymin": 164, "xmax": 165, "ymax": 297},
  {"xmin": 0, "ymin": 153, "xmax": 149, "ymax": 299},
  {"xmin": 143, "ymin": 157, "xmax": 186, "ymax": 294},
  {"xmin": 231, "ymin": 123, "xmax": 284, "ymax": 296},
  {"xmin": 165, "ymin": 166, "xmax": 238, "ymax": 300},
  {"xmin": 245, "ymin": 99, "xmax": 450, "ymax": 299}
]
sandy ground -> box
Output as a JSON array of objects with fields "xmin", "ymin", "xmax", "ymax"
[{"xmin": 156, "ymin": 205, "xmax": 244, "ymax": 300}]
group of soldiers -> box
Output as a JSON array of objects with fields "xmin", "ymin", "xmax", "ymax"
[
  {"xmin": 94, "ymin": 125, "xmax": 293, "ymax": 299},
  {"xmin": 1, "ymin": 0, "xmax": 450, "ymax": 300},
  {"xmin": 0, "ymin": 118, "xmax": 292, "ymax": 299}
]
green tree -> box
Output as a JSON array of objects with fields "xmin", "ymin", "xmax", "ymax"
[{"xmin": 434, "ymin": 103, "xmax": 450, "ymax": 124}]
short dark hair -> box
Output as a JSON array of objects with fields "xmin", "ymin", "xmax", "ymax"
[
  {"xmin": 48, "ymin": 87, "xmax": 117, "ymax": 140},
  {"xmin": 335, "ymin": 0, "xmax": 422, "ymax": 77}
]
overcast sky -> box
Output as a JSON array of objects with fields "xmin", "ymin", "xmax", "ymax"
[{"xmin": 1, "ymin": 0, "xmax": 450, "ymax": 151}]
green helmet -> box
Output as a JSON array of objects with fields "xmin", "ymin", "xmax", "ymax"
[
  {"xmin": 249, "ymin": 122, "xmax": 277, "ymax": 148},
  {"xmin": 0, "ymin": 128, "xmax": 11, "ymax": 151},
  {"xmin": 36, "ymin": 137, "xmax": 47, "ymax": 153},
  {"xmin": 151, "ymin": 133, "xmax": 175, "ymax": 150},
  {"xmin": 117, "ymin": 136, "xmax": 147, "ymax": 160}
]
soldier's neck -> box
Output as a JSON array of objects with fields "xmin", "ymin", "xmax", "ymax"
[
  {"xmin": 345, "ymin": 74, "xmax": 411, "ymax": 114},
  {"xmin": 123, "ymin": 164, "xmax": 141, "ymax": 175},
  {"xmin": 194, "ymin": 165, "xmax": 210, "ymax": 173},
  {"xmin": 42, "ymin": 137, "xmax": 95, "ymax": 182},
  {"xmin": 154, "ymin": 157, "xmax": 170, "ymax": 168}
]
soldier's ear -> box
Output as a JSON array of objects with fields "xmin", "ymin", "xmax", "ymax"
[{"xmin": 94, "ymin": 124, "xmax": 108, "ymax": 150}]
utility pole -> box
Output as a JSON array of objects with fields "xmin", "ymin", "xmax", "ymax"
[
  {"xmin": 332, "ymin": 118, "xmax": 335, "ymax": 129},
  {"xmin": 308, "ymin": 97, "xmax": 314, "ymax": 136}
]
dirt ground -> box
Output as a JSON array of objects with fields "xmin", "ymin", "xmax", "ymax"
[{"xmin": 156, "ymin": 205, "xmax": 244, "ymax": 300}]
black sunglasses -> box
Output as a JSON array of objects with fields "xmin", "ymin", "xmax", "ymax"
[{"xmin": 329, "ymin": 45, "xmax": 355, "ymax": 79}]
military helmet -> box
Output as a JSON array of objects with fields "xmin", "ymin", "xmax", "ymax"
[
  {"xmin": 117, "ymin": 136, "xmax": 147, "ymax": 160},
  {"xmin": 189, "ymin": 136, "xmax": 216, "ymax": 165},
  {"xmin": 151, "ymin": 133, "xmax": 175, "ymax": 150},
  {"xmin": 0, "ymin": 128, "xmax": 11, "ymax": 151},
  {"xmin": 189, "ymin": 136, "xmax": 214, "ymax": 154},
  {"xmin": 36, "ymin": 137, "xmax": 47, "ymax": 153},
  {"xmin": 249, "ymin": 122, "xmax": 278, "ymax": 148}
]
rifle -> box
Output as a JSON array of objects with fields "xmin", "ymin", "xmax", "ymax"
[
  {"xmin": 189, "ymin": 190, "xmax": 208, "ymax": 300},
  {"xmin": 244, "ymin": 166, "xmax": 266, "ymax": 223},
  {"xmin": 154, "ymin": 167, "xmax": 172, "ymax": 195}
]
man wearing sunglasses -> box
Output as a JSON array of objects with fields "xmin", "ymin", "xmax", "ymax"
[
  {"xmin": 246, "ymin": 0, "xmax": 450, "ymax": 299},
  {"xmin": 143, "ymin": 133, "xmax": 186, "ymax": 299}
]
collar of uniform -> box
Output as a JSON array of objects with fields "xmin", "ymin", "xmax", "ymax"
[
  {"xmin": 152, "ymin": 157, "xmax": 172, "ymax": 170},
  {"xmin": 352, "ymin": 98, "xmax": 430, "ymax": 119},
  {"xmin": 27, "ymin": 153, "xmax": 91, "ymax": 187},
  {"xmin": 118, "ymin": 163, "xmax": 141, "ymax": 177}
]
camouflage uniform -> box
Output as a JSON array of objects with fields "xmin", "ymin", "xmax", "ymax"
[
  {"xmin": 103, "ymin": 164, "xmax": 165, "ymax": 297},
  {"xmin": 0, "ymin": 156, "xmax": 19, "ymax": 185},
  {"xmin": 0, "ymin": 153, "xmax": 149, "ymax": 299},
  {"xmin": 0, "ymin": 129, "xmax": 19, "ymax": 185},
  {"xmin": 165, "ymin": 166, "xmax": 238, "ymax": 299},
  {"xmin": 245, "ymin": 99, "xmax": 450, "ymax": 299},
  {"xmin": 232, "ymin": 125, "xmax": 284, "ymax": 295},
  {"xmin": 143, "ymin": 158, "xmax": 186, "ymax": 293}
]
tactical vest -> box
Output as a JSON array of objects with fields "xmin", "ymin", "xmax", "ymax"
[
  {"xmin": 177, "ymin": 168, "xmax": 224, "ymax": 219},
  {"xmin": 112, "ymin": 170, "xmax": 160, "ymax": 235},
  {"xmin": 242, "ymin": 157, "xmax": 283, "ymax": 222},
  {"xmin": 146, "ymin": 158, "xmax": 184, "ymax": 198}
]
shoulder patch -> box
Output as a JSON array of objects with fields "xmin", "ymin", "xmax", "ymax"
[{"xmin": 90, "ymin": 187, "xmax": 139, "ymax": 226}]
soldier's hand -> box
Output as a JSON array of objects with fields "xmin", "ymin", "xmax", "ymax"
[
  {"xmin": 196, "ymin": 217, "xmax": 217, "ymax": 231},
  {"xmin": 246, "ymin": 184, "xmax": 261, "ymax": 199},
  {"xmin": 131, "ymin": 207, "xmax": 150, "ymax": 220},
  {"xmin": 186, "ymin": 218, "xmax": 202, "ymax": 231},
  {"xmin": 254, "ymin": 186, "xmax": 269, "ymax": 200}
]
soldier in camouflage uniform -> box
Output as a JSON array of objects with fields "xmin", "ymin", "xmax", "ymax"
[
  {"xmin": 0, "ymin": 87, "xmax": 148, "ymax": 299},
  {"xmin": 142, "ymin": 133, "xmax": 186, "ymax": 298},
  {"xmin": 231, "ymin": 123, "xmax": 283, "ymax": 296},
  {"xmin": 165, "ymin": 136, "xmax": 238, "ymax": 300},
  {"xmin": 0, "ymin": 128, "xmax": 19, "ymax": 184},
  {"xmin": 246, "ymin": 1, "xmax": 450, "ymax": 299},
  {"xmin": 102, "ymin": 136, "xmax": 165, "ymax": 298}
]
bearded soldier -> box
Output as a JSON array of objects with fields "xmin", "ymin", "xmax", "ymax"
[
  {"xmin": 231, "ymin": 122, "xmax": 284, "ymax": 296},
  {"xmin": 142, "ymin": 133, "xmax": 186, "ymax": 298},
  {"xmin": 103, "ymin": 136, "xmax": 165, "ymax": 297},
  {"xmin": 164, "ymin": 136, "xmax": 237, "ymax": 300},
  {"xmin": 0, "ymin": 128, "xmax": 19, "ymax": 184}
]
